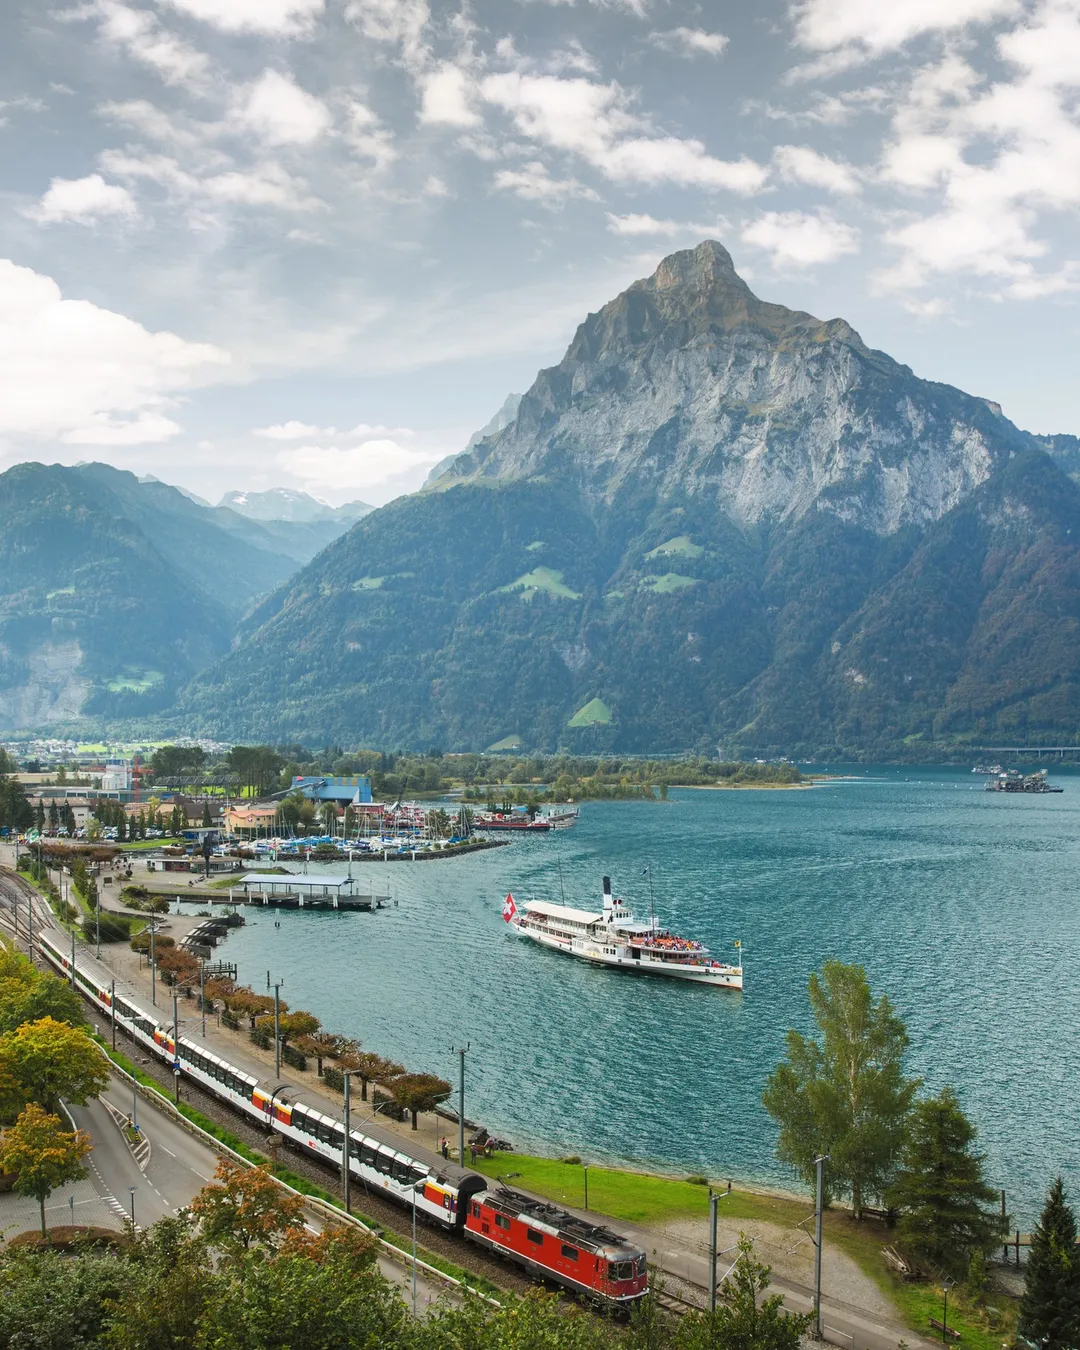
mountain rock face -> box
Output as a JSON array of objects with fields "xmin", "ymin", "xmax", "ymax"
[
  {"xmin": 174, "ymin": 242, "xmax": 1080, "ymax": 753},
  {"xmin": 0, "ymin": 464, "xmax": 361, "ymax": 729},
  {"xmin": 446, "ymin": 243, "xmax": 1029, "ymax": 535}
]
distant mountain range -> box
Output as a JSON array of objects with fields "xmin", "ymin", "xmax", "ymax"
[
  {"xmin": 218, "ymin": 488, "xmax": 371, "ymax": 525},
  {"xmin": 170, "ymin": 242, "xmax": 1080, "ymax": 756},
  {"xmin": 0, "ymin": 464, "xmax": 364, "ymax": 729}
]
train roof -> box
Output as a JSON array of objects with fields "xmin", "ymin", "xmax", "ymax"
[{"xmin": 485, "ymin": 1187, "xmax": 640, "ymax": 1256}]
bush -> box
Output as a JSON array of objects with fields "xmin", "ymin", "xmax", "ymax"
[
  {"xmin": 221, "ymin": 1011, "xmax": 241, "ymax": 1031},
  {"xmin": 560, "ymin": 1155, "xmax": 582, "ymax": 1165},
  {"xmin": 96, "ymin": 913, "xmax": 134, "ymax": 943},
  {"xmin": 323, "ymin": 1066, "xmax": 344, "ymax": 1092},
  {"xmin": 282, "ymin": 1045, "xmax": 307, "ymax": 1071},
  {"xmin": 250, "ymin": 1027, "xmax": 272, "ymax": 1051},
  {"xmin": 686, "ymin": 1175, "xmax": 710, "ymax": 1186}
]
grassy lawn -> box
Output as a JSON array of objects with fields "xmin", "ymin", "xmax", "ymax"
[
  {"xmin": 468, "ymin": 1152, "xmax": 1019, "ymax": 1343},
  {"xmin": 119, "ymin": 838, "xmax": 185, "ymax": 852},
  {"xmin": 645, "ymin": 535, "xmax": 704, "ymax": 560},
  {"xmin": 568, "ymin": 698, "xmax": 613, "ymax": 727},
  {"xmin": 639, "ymin": 572, "xmax": 699, "ymax": 594},
  {"xmin": 499, "ymin": 566, "xmax": 583, "ymax": 601}
]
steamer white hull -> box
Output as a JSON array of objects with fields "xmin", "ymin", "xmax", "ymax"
[
  {"xmin": 514, "ymin": 923, "xmax": 743, "ymax": 988},
  {"xmin": 505, "ymin": 875, "xmax": 743, "ymax": 991}
]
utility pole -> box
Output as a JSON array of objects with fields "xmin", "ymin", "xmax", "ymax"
[
  {"xmin": 95, "ymin": 883, "xmax": 100, "ymax": 959},
  {"xmin": 172, "ymin": 993, "xmax": 180, "ymax": 1103},
  {"xmin": 451, "ymin": 1044, "xmax": 469, "ymax": 1163},
  {"xmin": 814, "ymin": 1154, "xmax": 829, "ymax": 1339},
  {"xmin": 200, "ymin": 959, "xmax": 206, "ymax": 1038},
  {"xmin": 342, "ymin": 1070, "xmax": 352, "ymax": 1212},
  {"xmin": 149, "ymin": 917, "xmax": 157, "ymax": 1007},
  {"xmin": 708, "ymin": 1189, "xmax": 719, "ymax": 1315},
  {"xmin": 110, "ymin": 979, "xmax": 117, "ymax": 1051},
  {"xmin": 273, "ymin": 981, "xmax": 283, "ymax": 1077},
  {"xmin": 70, "ymin": 928, "xmax": 76, "ymax": 989},
  {"xmin": 27, "ymin": 884, "xmax": 32, "ymax": 960}
]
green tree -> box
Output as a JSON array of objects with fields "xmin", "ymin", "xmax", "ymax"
[
  {"xmin": 1021, "ymin": 1177, "xmax": 1080, "ymax": 1348},
  {"xmin": 0, "ymin": 1016, "xmax": 109, "ymax": 1116},
  {"xmin": 0, "ymin": 1102, "xmax": 92, "ymax": 1235},
  {"xmin": 0, "ymin": 1245, "xmax": 124, "ymax": 1349},
  {"xmin": 678, "ymin": 1235, "xmax": 813, "ymax": 1350},
  {"xmin": 0, "ymin": 961, "xmax": 85, "ymax": 1036},
  {"xmin": 104, "ymin": 1212, "xmax": 219, "ymax": 1350},
  {"xmin": 762, "ymin": 961, "xmax": 919, "ymax": 1216},
  {"xmin": 388, "ymin": 1072, "xmax": 452, "ymax": 1129},
  {"xmin": 887, "ymin": 1088, "xmax": 1005, "ymax": 1276}
]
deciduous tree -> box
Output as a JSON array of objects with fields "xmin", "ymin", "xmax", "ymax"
[
  {"xmin": 388, "ymin": 1073, "xmax": 452, "ymax": 1129},
  {"xmin": 0, "ymin": 1017, "xmax": 108, "ymax": 1115},
  {"xmin": 1020, "ymin": 1177, "xmax": 1080, "ymax": 1347},
  {"xmin": 762, "ymin": 961, "xmax": 918, "ymax": 1216},
  {"xmin": 0, "ymin": 1102, "xmax": 92, "ymax": 1235},
  {"xmin": 678, "ymin": 1235, "xmax": 813, "ymax": 1350},
  {"xmin": 189, "ymin": 1158, "xmax": 304, "ymax": 1257},
  {"xmin": 887, "ymin": 1087, "xmax": 1005, "ymax": 1276},
  {"xmin": 335, "ymin": 1044, "xmax": 404, "ymax": 1102}
]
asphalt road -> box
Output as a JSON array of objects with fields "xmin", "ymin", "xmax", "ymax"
[{"xmin": 66, "ymin": 1068, "xmax": 456, "ymax": 1313}]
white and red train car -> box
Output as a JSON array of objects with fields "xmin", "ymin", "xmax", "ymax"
[{"xmin": 38, "ymin": 931, "xmax": 647, "ymax": 1308}]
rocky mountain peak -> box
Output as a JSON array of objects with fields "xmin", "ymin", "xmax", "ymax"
[{"xmin": 445, "ymin": 240, "xmax": 1033, "ymax": 536}]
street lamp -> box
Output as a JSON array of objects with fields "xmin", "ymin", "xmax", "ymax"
[
  {"xmin": 942, "ymin": 1278, "xmax": 956, "ymax": 1344},
  {"xmin": 128, "ymin": 1186, "xmax": 137, "ymax": 1228}
]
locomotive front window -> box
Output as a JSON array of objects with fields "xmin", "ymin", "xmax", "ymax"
[
  {"xmin": 618, "ymin": 1262, "xmax": 634, "ymax": 1280},
  {"xmin": 636, "ymin": 1254, "xmax": 648, "ymax": 1277}
]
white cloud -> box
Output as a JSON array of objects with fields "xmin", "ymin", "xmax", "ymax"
[
  {"xmin": 254, "ymin": 420, "xmax": 337, "ymax": 438},
  {"xmin": 162, "ymin": 0, "xmax": 325, "ymax": 36},
  {"xmin": 419, "ymin": 62, "xmax": 481, "ymax": 127},
  {"xmin": 344, "ymin": 0, "xmax": 429, "ymax": 64},
  {"xmin": 0, "ymin": 258, "xmax": 229, "ymax": 443},
  {"xmin": 871, "ymin": 5, "xmax": 1080, "ymax": 297},
  {"xmin": 344, "ymin": 102, "xmax": 397, "ymax": 169},
  {"xmin": 101, "ymin": 149, "xmax": 321, "ymax": 212},
  {"xmin": 493, "ymin": 161, "xmax": 598, "ymax": 203},
  {"xmin": 774, "ymin": 144, "xmax": 860, "ymax": 194},
  {"xmin": 793, "ymin": 0, "xmax": 1020, "ymax": 53},
  {"xmin": 279, "ymin": 439, "xmax": 439, "ymax": 493},
  {"xmin": 481, "ymin": 72, "xmax": 768, "ymax": 193},
  {"xmin": 605, "ymin": 212, "xmax": 726, "ymax": 237},
  {"xmin": 742, "ymin": 210, "xmax": 860, "ymax": 266},
  {"xmin": 648, "ymin": 28, "xmax": 729, "ymax": 58},
  {"xmin": 73, "ymin": 1, "xmax": 210, "ymax": 89},
  {"xmin": 26, "ymin": 173, "xmax": 139, "ymax": 226},
  {"xmin": 233, "ymin": 70, "xmax": 332, "ymax": 147}
]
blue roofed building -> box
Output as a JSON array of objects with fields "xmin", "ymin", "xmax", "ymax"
[{"xmin": 290, "ymin": 774, "xmax": 373, "ymax": 805}]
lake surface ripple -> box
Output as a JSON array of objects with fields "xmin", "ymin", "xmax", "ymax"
[{"xmin": 209, "ymin": 768, "xmax": 1080, "ymax": 1224}]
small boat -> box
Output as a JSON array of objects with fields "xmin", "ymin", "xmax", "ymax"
[
  {"xmin": 474, "ymin": 812, "xmax": 551, "ymax": 832},
  {"xmin": 505, "ymin": 877, "xmax": 742, "ymax": 989}
]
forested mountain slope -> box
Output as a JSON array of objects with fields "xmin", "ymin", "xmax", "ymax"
[{"xmin": 174, "ymin": 243, "xmax": 1080, "ymax": 755}]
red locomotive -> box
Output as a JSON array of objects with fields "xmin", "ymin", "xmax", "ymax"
[{"xmin": 467, "ymin": 1186, "xmax": 649, "ymax": 1305}]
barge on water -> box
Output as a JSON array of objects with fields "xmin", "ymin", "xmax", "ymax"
[
  {"xmin": 985, "ymin": 769, "xmax": 1064, "ymax": 794},
  {"xmin": 505, "ymin": 876, "xmax": 743, "ymax": 990}
]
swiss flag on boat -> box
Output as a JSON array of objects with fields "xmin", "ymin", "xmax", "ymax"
[{"xmin": 502, "ymin": 893, "xmax": 518, "ymax": 922}]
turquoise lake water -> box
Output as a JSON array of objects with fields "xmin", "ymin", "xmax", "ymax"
[{"xmin": 191, "ymin": 767, "xmax": 1080, "ymax": 1225}]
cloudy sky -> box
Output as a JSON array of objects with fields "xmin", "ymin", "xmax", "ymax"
[{"xmin": 1, "ymin": 0, "xmax": 1079, "ymax": 506}]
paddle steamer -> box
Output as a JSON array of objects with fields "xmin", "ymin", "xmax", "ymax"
[{"xmin": 505, "ymin": 877, "xmax": 743, "ymax": 989}]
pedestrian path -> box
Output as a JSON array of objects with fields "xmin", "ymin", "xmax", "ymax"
[{"xmin": 0, "ymin": 1174, "xmax": 122, "ymax": 1242}]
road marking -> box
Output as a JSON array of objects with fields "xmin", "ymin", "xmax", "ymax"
[
  {"xmin": 158, "ymin": 1145, "xmax": 177, "ymax": 1159},
  {"xmin": 192, "ymin": 1169, "xmax": 212, "ymax": 1182}
]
